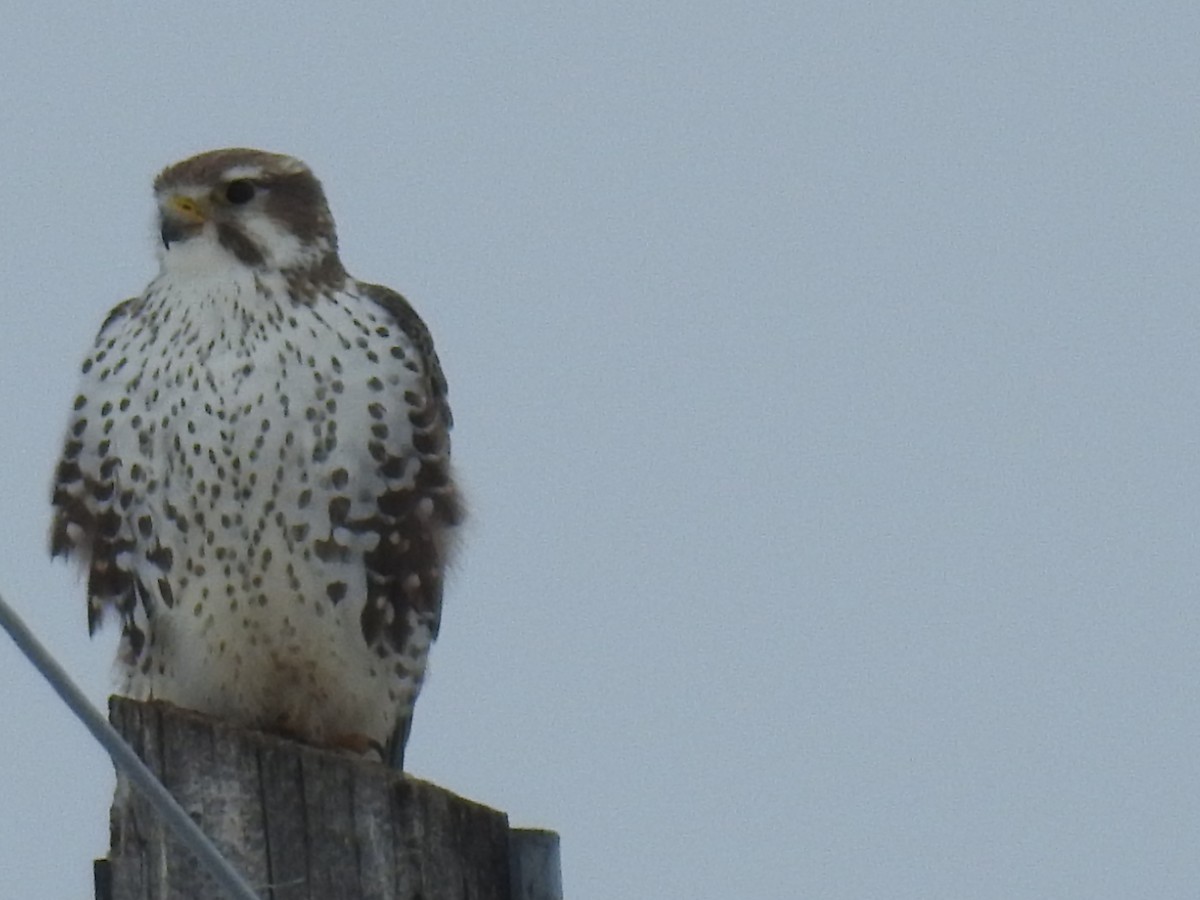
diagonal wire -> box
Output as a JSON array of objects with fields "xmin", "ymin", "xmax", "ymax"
[{"xmin": 0, "ymin": 590, "xmax": 261, "ymax": 900}]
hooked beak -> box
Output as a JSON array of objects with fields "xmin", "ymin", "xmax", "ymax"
[{"xmin": 159, "ymin": 194, "xmax": 207, "ymax": 248}]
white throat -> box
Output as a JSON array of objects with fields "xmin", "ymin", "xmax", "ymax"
[{"xmin": 156, "ymin": 227, "xmax": 248, "ymax": 279}]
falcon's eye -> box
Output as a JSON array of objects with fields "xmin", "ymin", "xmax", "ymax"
[{"xmin": 224, "ymin": 180, "xmax": 256, "ymax": 205}]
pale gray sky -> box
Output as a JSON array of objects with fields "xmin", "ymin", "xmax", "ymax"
[{"xmin": 2, "ymin": 4, "xmax": 1199, "ymax": 899}]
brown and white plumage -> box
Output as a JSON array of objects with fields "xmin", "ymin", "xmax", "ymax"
[{"xmin": 50, "ymin": 148, "xmax": 462, "ymax": 767}]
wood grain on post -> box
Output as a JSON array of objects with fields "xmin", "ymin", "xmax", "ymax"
[
  {"xmin": 508, "ymin": 830, "xmax": 564, "ymax": 900},
  {"xmin": 96, "ymin": 696, "xmax": 561, "ymax": 900}
]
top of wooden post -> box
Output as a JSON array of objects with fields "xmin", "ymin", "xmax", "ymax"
[{"xmin": 99, "ymin": 696, "xmax": 561, "ymax": 900}]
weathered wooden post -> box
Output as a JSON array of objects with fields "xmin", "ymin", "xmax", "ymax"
[{"xmin": 94, "ymin": 697, "xmax": 562, "ymax": 900}]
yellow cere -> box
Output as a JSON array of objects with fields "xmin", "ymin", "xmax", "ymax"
[{"xmin": 168, "ymin": 195, "xmax": 206, "ymax": 222}]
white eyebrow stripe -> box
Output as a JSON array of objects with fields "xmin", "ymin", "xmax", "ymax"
[{"xmin": 222, "ymin": 165, "xmax": 267, "ymax": 181}]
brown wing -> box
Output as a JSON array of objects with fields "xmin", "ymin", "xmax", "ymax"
[
  {"xmin": 49, "ymin": 296, "xmax": 161, "ymax": 662},
  {"xmin": 356, "ymin": 282, "xmax": 463, "ymax": 768},
  {"xmin": 356, "ymin": 279, "xmax": 461, "ymax": 627}
]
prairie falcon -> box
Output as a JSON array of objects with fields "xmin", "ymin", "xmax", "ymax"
[{"xmin": 50, "ymin": 148, "xmax": 462, "ymax": 768}]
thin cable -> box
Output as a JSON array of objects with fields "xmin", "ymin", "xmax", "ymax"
[{"xmin": 0, "ymin": 591, "xmax": 261, "ymax": 900}]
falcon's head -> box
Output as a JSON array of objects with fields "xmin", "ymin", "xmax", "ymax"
[{"xmin": 154, "ymin": 148, "xmax": 344, "ymax": 289}]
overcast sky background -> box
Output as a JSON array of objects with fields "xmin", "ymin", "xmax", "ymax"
[{"xmin": 2, "ymin": 4, "xmax": 1198, "ymax": 899}]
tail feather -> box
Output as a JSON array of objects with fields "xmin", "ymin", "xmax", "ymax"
[{"xmin": 388, "ymin": 713, "xmax": 412, "ymax": 771}]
